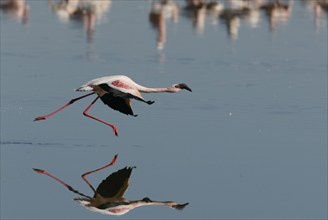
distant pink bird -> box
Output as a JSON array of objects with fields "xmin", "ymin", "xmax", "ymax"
[
  {"xmin": 33, "ymin": 154, "xmax": 189, "ymax": 216},
  {"xmin": 34, "ymin": 75, "xmax": 192, "ymax": 136}
]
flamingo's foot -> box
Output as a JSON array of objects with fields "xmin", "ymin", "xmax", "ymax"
[
  {"xmin": 33, "ymin": 168, "xmax": 46, "ymax": 174},
  {"xmin": 112, "ymin": 126, "xmax": 119, "ymax": 137},
  {"xmin": 112, "ymin": 154, "xmax": 119, "ymax": 163},
  {"xmin": 34, "ymin": 116, "xmax": 48, "ymax": 121}
]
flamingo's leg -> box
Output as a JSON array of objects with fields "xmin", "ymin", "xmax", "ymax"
[
  {"xmin": 34, "ymin": 92, "xmax": 95, "ymax": 121},
  {"xmin": 33, "ymin": 168, "xmax": 91, "ymax": 199},
  {"xmin": 82, "ymin": 96, "xmax": 119, "ymax": 136},
  {"xmin": 81, "ymin": 154, "xmax": 118, "ymax": 193}
]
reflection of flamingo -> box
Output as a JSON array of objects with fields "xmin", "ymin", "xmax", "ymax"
[
  {"xmin": 0, "ymin": 0, "xmax": 29, "ymax": 24},
  {"xmin": 184, "ymin": 0, "xmax": 207, "ymax": 34},
  {"xmin": 33, "ymin": 154, "xmax": 188, "ymax": 216},
  {"xmin": 314, "ymin": 0, "xmax": 328, "ymax": 31},
  {"xmin": 218, "ymin": 0, "xmax": 250, "ymax": 40},
  {"xmin": 48, "ymin": 0, "xmax": 111, "ymax": 42},
  {"xmin": 219, "ymin": 9, "xmax": 243, "ymax": 40},
  {"xmin": 34, "ymin": 75, "xmax": 192, "ymax": 136},
  {"xmin": 301, "ymin": 0, "xmax": 327, "ymax": 31},
  {"xmin": 317, "ymin": 0, "xmax": 328, "ymax": 11},
  {"xmin": 184, "ymin": 0, "xmax": 223, "ymax": 34},
  {"xmin": 260, "ymin": 0, "xmax": 292, "ymax": 32},
  {"xmin": 149, "ymin": 0, "xmax": 179, "ymax": 49}
]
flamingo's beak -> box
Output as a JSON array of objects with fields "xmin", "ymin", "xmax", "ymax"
[{"xmin": 177, "ymin": 83, "xmax": 192, "ymax": 92}]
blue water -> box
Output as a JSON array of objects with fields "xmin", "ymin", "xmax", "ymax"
[{"xmin": 1, "ymin": 0, "xmax": 327, "ymax": 219}]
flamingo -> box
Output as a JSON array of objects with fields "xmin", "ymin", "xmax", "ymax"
[
  {"xmin": 33, "ymin": 154, "xmax": 189, "ymax": 216},
  {"xmin": 34, "ymin": 75, "xmax": 192, "ymax": 136}
]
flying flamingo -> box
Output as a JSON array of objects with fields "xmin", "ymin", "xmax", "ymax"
[
  {"xmin": 34, "ymin": 75, "xmax": 191, "ymax": 136},
  {"xmin": 33, "ymin": 154, "xmax": 189, "ymax": 216}
]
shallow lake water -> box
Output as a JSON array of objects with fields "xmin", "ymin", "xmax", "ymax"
[{"xmin": 1, "ymin": 0, "xmax": 327, "ymax": 219}]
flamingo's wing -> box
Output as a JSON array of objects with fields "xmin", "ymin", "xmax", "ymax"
[
  {"xmin": 99, "ymin": 83, "xmax": 152, "ymax": 105},
  {"xmin": 95, "ymin": 167, "xmax": 135, "ymax": 199},
  {"xmin": 99, "ymin": 93, "xmax": 136, "ymax": 116}
]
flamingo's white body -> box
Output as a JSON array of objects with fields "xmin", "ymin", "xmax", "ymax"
[
  {"xmin": 76, "ymin": 75, "xmax": 191, "ymax": 97},
  {"xmin": 76, "ymin": 196, "xmax": 187, "ymax": 216},
  {"xmin": 76, "ymin": 75, "xmax": 158, "ymax": 104},
  {"xmin": 34, "ymin": 75, "xmax": 191, "ymax": 136}
]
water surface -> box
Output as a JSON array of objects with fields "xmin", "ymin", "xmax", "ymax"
[{"xmin": 1, "ymin": 0, "xmax": 327, "ymax": 219}]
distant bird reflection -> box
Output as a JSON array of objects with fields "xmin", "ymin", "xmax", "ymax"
[
  {"xmin": 316, "ymin": 0, "xmax": 328, "ymax": 11},
  {"xmin": 48, "ymin": 0, "xmax": 111, "ymax": 42},
  {"xmin": 184, "ymin": 0, "xmax": 209, "ymax": 34},
  {"xmin": 301, "ymin": 0, "xmax": 328, "ymax": 31},
  {"xmin": 149, "ymin": 0, "xmax": 179, "ymax": 49},
  {"xmin": 314, "ymin": 0, "xmax": 328, "ymax": 30},
  {"xmin": 218, "ymin": 1, "xmax": 246, "ymax": 40},
  {"xmin": 218, "ymin": 0, "xmax": 268, "ymax": 39},
  {"xmin": 259, "ymin": 0, "xmax": 292, "ymax": 32},
  {"xmin": 33, "ymin": 154, "xmax": 189, "ymax": 216},
  {"xmin": 180, "ymin": 0, "xmax": 297, "ymax": 39},
  {"xmin": 0, "ymin": 0, "xmax": 29, "ymax": 24}
]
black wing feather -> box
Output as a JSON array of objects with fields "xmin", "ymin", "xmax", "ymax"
[
  {"xmin": 95, "ymin": 167, "xmax": 135, "ymax": 198},
  {"xmin": 98, "ymin": 83, "xmax": 138, "ymax": 116},
  {"xmin": 100, "ymin": 94, "xmax": 136, "ymax": 116}
]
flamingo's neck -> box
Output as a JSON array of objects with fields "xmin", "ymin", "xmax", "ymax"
[{"xmin": 138, "ymin": 86, "xmax": 176, "ymax": 93}]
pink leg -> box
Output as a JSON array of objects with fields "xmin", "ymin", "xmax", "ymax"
[
  {"xmin": 33, "ymin": 168, "xmax": 91, "ymax": 199},
  {"xmin": 34, "ymin": 92, "xmax": 95, "ymax": 121},
  {"xmin": 83, "ymin": 96, "xmax": 119, "ymax": 136},
  {"xmin": 81, "ymin": 154, "xmax": 118, "ymax": 193}
]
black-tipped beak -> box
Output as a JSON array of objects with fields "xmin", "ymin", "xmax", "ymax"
[{"xmin": 178, "ymin": 83, "xmax": 192, "ymax": 92}]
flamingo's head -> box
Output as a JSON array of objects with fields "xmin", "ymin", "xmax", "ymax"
[{"xmin": 173, "ymin": 83, "xmax": 192, "ymax": 92}]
